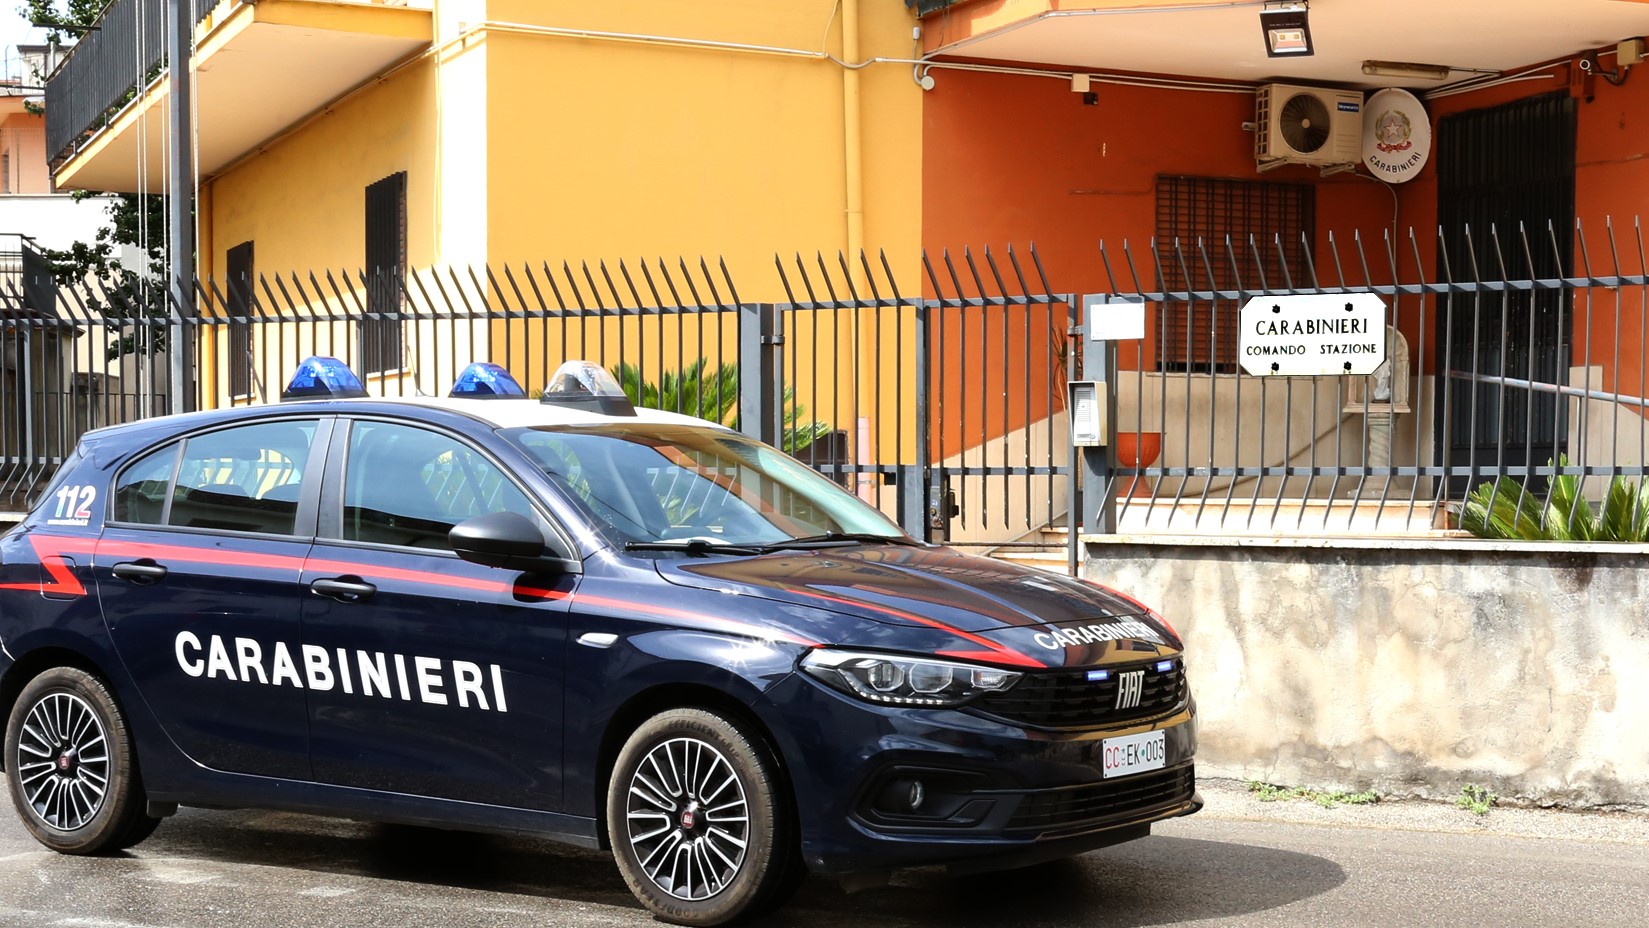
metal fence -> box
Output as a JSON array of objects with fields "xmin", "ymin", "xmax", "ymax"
[
  {"xmin": 0, "ymin": 250, "xmax": 1078, "ymax": 557},
  {"xmin": 1087, "ymin": 219, "xmax": 1649, "ymax": 540},
  {"xmin": 7, "ymin": 227, "xmax": 1649, "ymax": 563}
]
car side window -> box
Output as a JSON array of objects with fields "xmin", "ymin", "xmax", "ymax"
[
  {"xmin": 168, "ymin": 421, "xmax": 318, "ymax": 534},
  {"xmin": 341, "ymin": 421, "xmax": 534, "ymax": 551},
  {"xmin": 113, "ymin": 443, "xmax": 180, "ymax": 525}
]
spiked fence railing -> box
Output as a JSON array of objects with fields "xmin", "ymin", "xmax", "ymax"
[{"xmin": 6, "ymin": 228, "xmax": 1649, "ymax": 555}]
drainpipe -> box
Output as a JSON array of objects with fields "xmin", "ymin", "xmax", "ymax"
[{"xmin": 842, "ymin": 0, "xmax": 864, "ymax": 264}]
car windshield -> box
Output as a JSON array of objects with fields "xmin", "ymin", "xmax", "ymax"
[{"xmin": 504, "ymin": 424, "xmax": 906, "ymax": 547}]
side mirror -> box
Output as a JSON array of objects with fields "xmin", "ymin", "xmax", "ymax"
[{"xmin": 449, "ymin": 511, "xmax": 581, "ymax": 574}]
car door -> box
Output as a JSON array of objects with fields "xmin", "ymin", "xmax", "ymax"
[
  {"xmin": 97, "ymin": 417, "xmax": 330, "ymax": 780},
  {"xmin": 300, "ymin": 417, "xmax": 576, "ymax": 810}
]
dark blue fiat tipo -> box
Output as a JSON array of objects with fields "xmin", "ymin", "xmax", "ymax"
[{"xmin": 0, "ymin": 358, "xmax": 1198, "ymax": 925}]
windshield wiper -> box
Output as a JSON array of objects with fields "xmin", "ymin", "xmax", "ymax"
[
  {"xmin": 756, "ymin": 532, "xmax": 923, "ymax": 550},
  {"xmin": 623, "ymin": 539, "xmax": 772, "ymax": 556}
]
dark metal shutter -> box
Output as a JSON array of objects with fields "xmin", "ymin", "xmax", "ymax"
[
  {"xmin": 363, "ymin": 171, "xmax": 407, "ymax": 374},
  {"xmin": 1435, "ymin": 91, "xmax": 1575, "ymax": 494},
  {"xmin": 21, "ymin": 242, "xmax": 56, "ymax": 318},
  {"xmin": 226, "ymin": 240, "xmax": 253, "ymax": 397},
  {"xmin": 1154, "ymin": 176, "xmax": 1315, "ymax": 373}
]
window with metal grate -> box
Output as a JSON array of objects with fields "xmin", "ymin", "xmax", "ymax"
[
  {"xmin": 226, "ymin": 240, "xmax": 253, "ymax": 397},
  {"xmin": 1154, "ymin": 176, "xmax": 1314, "ymax": 373},
  {"xmin": 363, "ymin": 171, "xmax": 407, "ymax": 375}
]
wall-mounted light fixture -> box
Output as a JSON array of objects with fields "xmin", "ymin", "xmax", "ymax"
[
  {"xmin": 1361, "ymin": 60, "xmax": 1452, "ymax": 81},
  {"xmin": 1260, "ymin": 1, "xmax": 1312, "ymax": 58}
]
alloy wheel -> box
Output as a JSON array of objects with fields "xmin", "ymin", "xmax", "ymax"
[
  {"xmin": 623, "ymin": 736, "xmax": 751, "ymax": 901},
  {"xmin": 15, "ymin": 691, "xmax": 110, "ymax": 832}
]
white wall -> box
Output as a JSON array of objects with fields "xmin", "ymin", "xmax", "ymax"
[{"xmin": 0, "ymin": 193, "xmax": 117, "ymax": 250}]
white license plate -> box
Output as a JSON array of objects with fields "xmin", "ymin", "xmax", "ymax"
[{"xmin": 1100, "ymin": 730, "xmax": 1167, "ymax": 779}]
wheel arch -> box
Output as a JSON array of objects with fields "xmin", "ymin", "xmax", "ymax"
[{"xmin": 0, "ymin": 646, "xmax": 117, "ymax": 773}]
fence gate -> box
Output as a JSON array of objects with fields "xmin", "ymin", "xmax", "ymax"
[{"xmin": 770, "ymin": 248, "xmax": 1080, "ymax": 566}]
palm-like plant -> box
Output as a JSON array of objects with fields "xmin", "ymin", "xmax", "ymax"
[
  {"xmin": 1460, "ymin": 454, "xmax": 1649, "ymax": 542},
  {"xmin": 608, "ymin": 359, "xmax": 834, "ymax": 454}
]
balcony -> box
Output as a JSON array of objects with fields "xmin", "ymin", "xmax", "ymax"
[{"xmin": 46, "ymin": 0, "xmax": 432, "ymax": 193}]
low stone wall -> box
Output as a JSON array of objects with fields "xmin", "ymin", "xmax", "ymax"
[{"xmin": 1085, "ymin": 536, "xmax": 1649, "ymax": 809}]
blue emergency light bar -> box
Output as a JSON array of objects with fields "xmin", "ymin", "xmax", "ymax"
[
  {"xmin": 282, "ymin": 356, "xmax": 368, "ymax": 401},
  {"xmin": 449, "ymin": 362, "xmax": 527, "ymax": 399}
]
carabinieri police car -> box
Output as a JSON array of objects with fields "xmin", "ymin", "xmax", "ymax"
[{"xmin": 0, "ymin": 357, "xmax": 1198, "ymax": 925}]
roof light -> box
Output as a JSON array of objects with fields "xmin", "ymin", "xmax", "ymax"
[
  {"xmin": 540, "ymin": 360, "xmax": 637, "ymax": 416},
  {"xmin": 449, "ymin": 362, "xmax": 527, "ymax": 399},
  {"xmin": 282, "ymin": 356, "xmax": 368, "ymax": 401}
]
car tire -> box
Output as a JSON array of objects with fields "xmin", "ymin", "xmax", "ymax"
[
  {"xmin": 606, "ymin": 708, "xmax": 799, "ymax": 926},
  {"xmin": 4, "ymin": 667, "xmax": 156, "ymax": 855}
]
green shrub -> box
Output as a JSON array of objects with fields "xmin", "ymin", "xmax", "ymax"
[
  {"xmin": 607, "ymin": 359, "xmax": 834, "ymax": 455},
  {"xmin": 1460, "ymin": 455, "xmax": 1649, "ymax": 542}
]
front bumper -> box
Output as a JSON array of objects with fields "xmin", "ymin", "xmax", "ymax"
[{"xmin": 755, "ymin": 673, "xmax": 1200, "ymax": 876}]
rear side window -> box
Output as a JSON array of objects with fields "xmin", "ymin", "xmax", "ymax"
[
  {"xmin": 340, "ymin": 421, "xmax": 534, "ymax": 550},
  {"xmin": 113, "ymin": 443, "xmax": 180, "ymax": 525},
  {"xmin": 166, "ymin": 421, "xmax": 318, "ymax": 534}
]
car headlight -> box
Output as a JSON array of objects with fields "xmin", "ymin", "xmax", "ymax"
[{"xmin": 800, "ymin": 649, "xmax": 1022, "ymax": 707}]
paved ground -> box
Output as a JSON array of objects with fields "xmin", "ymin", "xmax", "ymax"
[{"xmin": 0, "ymin": 778, "xmax": 1643, "ymax": 928}]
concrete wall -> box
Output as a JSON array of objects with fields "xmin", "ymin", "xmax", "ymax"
[{"xmin": 1087, "ymin": 536, "xmax": 1649, "ymax": 809}]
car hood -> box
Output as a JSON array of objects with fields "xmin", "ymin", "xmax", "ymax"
[{"xmin": 653, "ymin": 544, "xmax": 1178, "ymax": 669}]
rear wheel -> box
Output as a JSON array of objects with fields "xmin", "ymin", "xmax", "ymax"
[
  {"xmin": 607, "ymin": 708, "xmax": 799, "ymax": 926},
  {"xmin": 4, "ymin": 667, "xmax": 158, "ymax": 854}
]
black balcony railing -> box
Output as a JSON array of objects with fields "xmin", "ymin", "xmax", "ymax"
[{"xmin": 43, "ymin": 0, "xmax": 212, "ymax": 167}]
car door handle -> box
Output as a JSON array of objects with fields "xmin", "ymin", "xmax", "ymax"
[
  {"xmin": 111, "ymin": 559, "xmax": 168, "ymax": 584},
  {"xmin": 310, "ymin": 576, "xmax": 377, "ymax": 604}
]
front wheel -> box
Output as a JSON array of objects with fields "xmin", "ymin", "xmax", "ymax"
[
  {"xmin": 4, "ymin": 667, "xmax": 157, "ymax": 854},
  {"xmin": 606, "ymin": 708, "xmax": 799, "ymax": 926}
]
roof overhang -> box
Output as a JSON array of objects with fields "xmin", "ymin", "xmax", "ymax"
[
  {"xmin": 921, "ymin": 0, "xmax": 1649, "ymax": 90},
  {"xmin": 54, "ymin": 0, "xmax": 431, "ymax": 193}
]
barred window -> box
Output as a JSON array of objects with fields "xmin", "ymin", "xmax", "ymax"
[
  {"xmin": 1154, "ymin": 176, "xmax": 1314, "ymax": 373},
  {"xmin": 226, "ymin": 240, "xmax": 254, "ymax": 397},
  {"xmin": 363, "ymin": 171, "xmax": 407, "ymax": 374}
]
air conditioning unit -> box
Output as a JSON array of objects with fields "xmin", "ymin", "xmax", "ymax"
[{"xmin": 1255, "ymin": 83, "xmax": 1363, "ymax": 171}]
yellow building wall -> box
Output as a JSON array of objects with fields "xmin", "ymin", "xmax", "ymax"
[
  {"xmin": 192, "ymin": 1, "xmax": 926, "ymax": 466},
  {"xmin": 479, "ymin": 0, "xmax": 925, "ymax": 464},
  {"xmin": 200, "ymin": 57, "xmax": 442, "ymax": 401}
]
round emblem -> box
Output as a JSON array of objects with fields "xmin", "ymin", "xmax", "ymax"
[{"xmin": 1362, "ymin": 88, "xmax": 1432, "ymax": 183}]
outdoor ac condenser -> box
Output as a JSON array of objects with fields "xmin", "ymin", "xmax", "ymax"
[{"xmin": 1255, "ymin": 83, "xmax": 1363, "ymax": 171}]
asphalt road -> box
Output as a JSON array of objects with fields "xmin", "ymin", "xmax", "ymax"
[{"xmin": 0, "ymin": 780, "xmax": 1643, "ymax": 928}]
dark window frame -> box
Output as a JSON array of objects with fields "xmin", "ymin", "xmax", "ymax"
[
  {"xmin": 363, "ymin": 171, "xmax": 408, "ymax": 375},
  {"xmin": 1153, "ymin": 175, "xmax": 1315, "ymax": 373},
  {"xmin": 226, "ymin": 240, "xmax": 254, "ymax": 397}
]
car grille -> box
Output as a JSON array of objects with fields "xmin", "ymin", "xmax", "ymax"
[
  {"xmin": 1005, "ymin": 765, "xmax": 1195, "ymax": 836},
  {"xmin": 970, "ymin": 658, "xmax": 1187, "ymax": 730}
]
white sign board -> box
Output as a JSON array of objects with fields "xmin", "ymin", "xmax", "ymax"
[
  {"xmin": 1083, "ymin": 294, "xmax": 1146, "ymax": 341},
  {"xmin": 1238, "ymin": 293, "xmax": 1388, "ymax": 376},
  {"xmin": 1362, "ymin": 88, "xmax": 1432, "ymax": 183}
]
